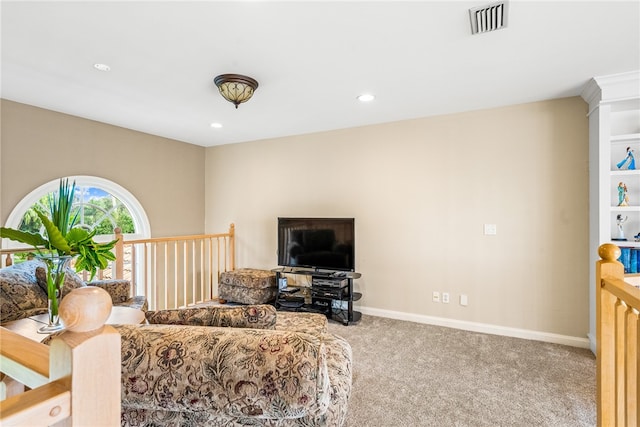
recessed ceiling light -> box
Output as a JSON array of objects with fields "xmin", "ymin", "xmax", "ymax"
[
  {"xmin": 93, "ymin": 63, "xmax": 111, "ymax": 72},
  {"xmin": 210, "ymin": 122, "xmax": 223, "ymax": 129},
  {"xmin": 357, "ymin": 94, "xmax": 375, "ymax": 102}
]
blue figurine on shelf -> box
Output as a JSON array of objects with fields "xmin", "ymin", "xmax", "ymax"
[
  {"xmin": 617, "ymin": 182, "xmax": 629, "ymax": 206},
  {"xmin": 616, "ymin": 146, "xmax": 636, "ymax": 170}
]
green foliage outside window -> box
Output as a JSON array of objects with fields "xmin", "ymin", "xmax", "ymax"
[{"xmin": 17, "ymin": 186, "xmax": 135, "ymax": 237}]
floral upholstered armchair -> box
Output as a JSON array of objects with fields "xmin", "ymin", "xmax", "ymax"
[
  {"xmin": 0, "ymin": 259, "xmax": 147, "ymax": 323},
  {"xmin": 117, "ymin": 305, "xmax": 352, "ymax": 426}
]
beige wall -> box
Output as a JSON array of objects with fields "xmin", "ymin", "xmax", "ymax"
[
  {"xmin": 205, "ymin": 97, "xmax": 589, "ymax": 338},
  {"xmin": 0, "ymin": 100, "xmax": 205, "ymax": 237},
  {"xmin": 0, "ymin": 97, "xmax": 590, "ymax": 338}
]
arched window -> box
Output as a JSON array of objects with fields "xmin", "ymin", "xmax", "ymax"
[{"xmin": 3, "ymin": 176, "xmax": 150, "ymax": 247}]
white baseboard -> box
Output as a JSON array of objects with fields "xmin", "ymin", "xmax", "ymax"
[{"xmin": 359, "ymin": 306, "xmax": 591, "ymax": 349}]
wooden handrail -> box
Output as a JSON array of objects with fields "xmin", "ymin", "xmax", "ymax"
[
  {"xmin": 601, "ymin": 278, "xmax": 640, "ymax": 311},
  {"xmin": 0, "ymin": 381, "xmax": 70, "ymax": 426},
  {"xmin": 116, "ymin": 230, "xmax": 234, "ymax": 244},
  {"xmin": 0, "ymin": 328, "xmax": 49, "ymax": 388},
  {"xmin": 596, "ymin": 243, "xmax": 640, "ymax": 427}
]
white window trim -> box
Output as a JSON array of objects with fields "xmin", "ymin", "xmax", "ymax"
[{"xmin": 3, "ymin": 175, "xmax": 151, "ymax": 248}]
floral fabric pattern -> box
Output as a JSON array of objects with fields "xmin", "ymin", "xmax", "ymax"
[
  {"xmin": 88, "ymin": 280, "xmax": 131, "ymax": 303},
  {"xmin": 1, "ymin": 262, "xmax": 351, "ymax": 426},
  {"xmin": 0, "ymin": 261, "xmax": 148, "ymax": 322},
  {"xmin": 0, "ymin": 261, "xmax": 49, "ymax": 322},
  {"xmin": 219, "ymin": 269, "xmax": 277, "ymax": 304},
  {"xmin": 117, "ymin": 324, "xmax": 331, "ymax": 421},
  {"xmin": 219, "ymin": 269, "xmax": 276, "ymax": 290},
  {"xmin": 117, "ymin": 325, "xmax": 351, "ymax": 427},
  {"xmin": 275, "ymin": 311, "xmax": 328, "ymax": 335},
  {"xmin": 88, "ymin": 280, "xmax": 148, "ymax": 311},
  {"xmin": 117, "ymin": 312, "xmax": 352, "ymax": 427},
  {"xmin": 145, "ymin": 304, "xmax": 277, "ymax": 330}
]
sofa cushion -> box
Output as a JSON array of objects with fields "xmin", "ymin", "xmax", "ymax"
[
  {"xmin": 117, "ymin": 324, "xmax": 331, "ymax": 419},
  {"xmin": 145, "ymin": 304, "xmax": 277, "ymax": 329},
  {"xmin": 219, "ymin": 269, "xmax": 278, "ymax": 305},
  {"xmin": 0, "ymin": 261, "xmax": 48, "ymax": 322},
  {"xmin": 118, "ymin": 295, "xmax": 148, "ymax": 312},
  {"xmin": 276, "ymin": 311, "xmax": 328, "ymax": 335},
  {"xmin": 87, "ymin": 280, "xmax": 131, "ymax": 304},
  {"xmin": 35, "ymin": 266, "xmax": 86, "ymax": 299},
  {"xmin": 219, "ymin": 268, "xmax": 276, "ymax": 290}
]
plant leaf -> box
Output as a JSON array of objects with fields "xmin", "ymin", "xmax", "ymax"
[
  {"xmin": 66, "ymin": 227, "xmax": 90, "ymax": 245},
  {"xmin": 0, "ymin": 227, "xmax": 48, "ymax": 247},
  {"xmin": 36, "ymin": 210, "xmax": 71, "ymax": 254}
]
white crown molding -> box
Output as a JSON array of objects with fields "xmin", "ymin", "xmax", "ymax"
[
  {"xmin": 359, "ymin": 306, "xmax": 591, "ymax": 350},
  {"xmin": 581, "ymin": 70, "xmax": 640, "ymax": 112}
]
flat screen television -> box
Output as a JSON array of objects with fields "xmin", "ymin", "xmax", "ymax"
[{"xmin": 277, "ymin": 217, "xmax": 355, "ymax": 272}]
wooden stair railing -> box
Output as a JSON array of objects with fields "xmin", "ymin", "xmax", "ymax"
[
  {"xmin": 596, "ymin": 243, "xmax": 640, "ymax": 427},
  {"xmin": 111, "ymin": 223, "xmax": 235, "ymax": 310},
  {"xmin": 0, "ymin": 287, "xmax": 121, "ymax": 426},
  {"xmin": 1, "ymin": 223, "xmax": 236, "ymax": 311}
]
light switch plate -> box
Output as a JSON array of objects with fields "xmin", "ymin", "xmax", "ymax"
[{"xmin": 484, "ymin": 224, "xmax": 497, "ymax": 235}]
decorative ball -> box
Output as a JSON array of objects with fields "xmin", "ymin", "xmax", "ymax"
[
  {"xmin": 59, "ymin": 286, "xmax": 113, "ymax": 332},
  {"xmin": 598, "ymin": 243, "xmax": 621, "ymax": 262}
]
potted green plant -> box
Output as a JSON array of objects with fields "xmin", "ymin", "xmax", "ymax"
[{"xmin": 0, "ymin": 178, "xmax": 118, "ymax": 332}]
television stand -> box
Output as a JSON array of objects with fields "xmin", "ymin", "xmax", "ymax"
[{"xmin": 272, "ymin": 268, "xmax": 362, "ymax": 325}]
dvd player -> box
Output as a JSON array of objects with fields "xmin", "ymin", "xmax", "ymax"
[{"xmin": 312, "ymin": 277, "xmax": 348, "ymax": 288}]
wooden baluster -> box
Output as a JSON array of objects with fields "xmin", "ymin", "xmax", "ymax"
[
  {"xmin": 229, "ymin": 223, "xmax": 235, "ymax": 271},
  {"xmin": 114, "ymin": 227, "xmax": 123, "ymax": 279}
]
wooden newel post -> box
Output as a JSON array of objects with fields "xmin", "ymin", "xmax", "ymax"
[
  {"xmin": 595, "ymin": 243, "xmax": 624, "ymax": 427},
  {"xmin": 50, "ymin": 287, "xmax": 121, "ymax": 426},
  {"xmin": 596, "ymin": 243, "xmax": 624, "ymax": 291},
  {"xmin": 114, "ymin": 227, "xmax": 124, "ymax": 280}
]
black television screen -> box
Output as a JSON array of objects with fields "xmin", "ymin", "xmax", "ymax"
[{"xmin": 277, "ymin": 217, "xmax": 355, "ymax": 271}]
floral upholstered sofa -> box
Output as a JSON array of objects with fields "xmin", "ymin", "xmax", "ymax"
[
  {"xmin": 117, "ymin": 305, "xmax": 352, "ymax": 426},
  {"xmin": 0, "ymin": 259, "xmax": 147, "ymax": 323},
  {"xmin": 0, "ymin": 261, "xmax": 352, "ymax": 426}
]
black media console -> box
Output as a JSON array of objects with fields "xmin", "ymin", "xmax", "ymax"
[{"xmin": 273, "ymin": 268, "xmax": 362, "ymax": 325}]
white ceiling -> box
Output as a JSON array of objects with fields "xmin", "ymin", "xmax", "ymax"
[{"xmin": 1, "ymin": 1, "xmax": 639, "ymax": 147}]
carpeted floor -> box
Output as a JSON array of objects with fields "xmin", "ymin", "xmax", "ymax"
[{"xmin": 327, "ymin": 314, "xmax": 596, "ymax": 427}]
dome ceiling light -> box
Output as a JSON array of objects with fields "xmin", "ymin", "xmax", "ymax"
[
  {"xmin": 357, "ymin": 94, "xmax": 375, "ymax": 102},
  {"xmin": 213, "ymin": 74, "xmax": 259, "ymax": 109},
  {"xmin": 93, "ymin": 63, "xmax": 111, "ymax": 72}
]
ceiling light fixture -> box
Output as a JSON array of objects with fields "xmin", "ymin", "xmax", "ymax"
[
  {"xmin": 93, "ymin": 63, "xmax": 111, "ymax": 72},
  {"xmin": 210, "ymin": 122, "xmax": 223, "ymax": 129},
  {"xmin": 213, "ymin": 74, "xmax": 259, "ymax": 109},
  {"xmin": 357, "ymin": 94, "xmax": 375, "ymax": 102}
]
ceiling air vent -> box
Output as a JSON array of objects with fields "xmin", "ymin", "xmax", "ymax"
[{"xmin": 469, "ymin": 1, "xmax": 509, "ymax": 35}]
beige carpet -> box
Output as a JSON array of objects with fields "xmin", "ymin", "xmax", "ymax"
[{"xmin": 327, "ymin": 314, "xmax": 596, "ymax": 427}]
